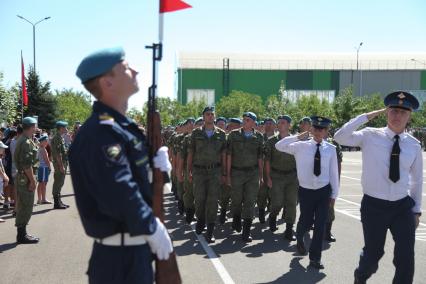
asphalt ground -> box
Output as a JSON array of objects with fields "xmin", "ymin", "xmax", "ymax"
[{"xmin": 0, "ymin": 152, "xmax": 425, "ymax": 284}]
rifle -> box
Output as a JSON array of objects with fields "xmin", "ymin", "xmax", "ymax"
[{"xmin": 146, "ymin": 42, "xmax": 182, "ymax": 284}]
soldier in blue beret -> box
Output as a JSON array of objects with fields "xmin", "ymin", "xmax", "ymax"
[
  {"xmin": 215, "ymin": 117, "xmax": 227, "ymax": 131},
  {"xmin": 50, "ymin": 121, "xmax": 69, "ymax": 209},
  {"xmin": 299, "ymin": 116, "xmax": 312, "ymax": 134},
  {"xmin": 335, "ymin": 91, "xmax": 422, "ymax": 284},
  {"xmin": 195, "ymin": 117, "xmax": 204, "ymax": 127},
  {"xmin": 14, "ymin": 117, "xmax": 40, "ymax": 243},
  {"xmin": 70, "ymin": 47, "xmax": 173, "ymax": 283}
]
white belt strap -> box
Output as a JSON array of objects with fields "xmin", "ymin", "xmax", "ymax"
[{"xmin": 95, "ymin": 233, "xmax": 147, "ymax": 246}]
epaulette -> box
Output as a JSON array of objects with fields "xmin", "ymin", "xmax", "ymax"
[{"xmin": 99, "ymin": 113, "xmax": 115, "ymax": 126}]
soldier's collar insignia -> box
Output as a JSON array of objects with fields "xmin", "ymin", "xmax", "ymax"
[
  {"xmin": 99, "ymin": 113, "xmax": 114, "ymax": 126},
  {"xmin": 397, "ymin": 93, "xmax": 406, "ymax": 99}
]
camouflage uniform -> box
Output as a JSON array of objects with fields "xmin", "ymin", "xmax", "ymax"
[
  {"xmin": 228, "ymin": 128, "xmax": 263, "ymax": 241},
  {"xmin": 180, "ymin": 132, "xmax": 196, "ymax": 223},
  {"xmin": 51, "ymin": 132, "xmax": 68, "ymax": 206},
  {"xmin": 189, "ymin": 126, "xmax": 226, "ymax": 242},
  {"xmin": 257, "ymin": 133, "xmax": 273, "ymax": 223},
  {"xmin": 219, "ymin": 134, "xmax": 231, "ymax": 223},
  {"xmin": 174, "ymin": 133, "xmax": 186, "ymax": 212},
  {"xmin": 265, "ymin": 134, "xmax": 298, "ymax": 240}
]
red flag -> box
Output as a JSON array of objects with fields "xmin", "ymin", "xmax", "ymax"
[
  {"xmin": 21, "ymin": 53, "xmax": 28, "ymax": 106},
  {"xmin": 160, "ymin": 0, "xmax": 191, "ymax": 13}
]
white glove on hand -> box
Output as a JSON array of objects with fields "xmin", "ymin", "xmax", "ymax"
[
  {"xmin": 153, "ymin": 146, "xmax": 172, "ymax": 172},
  {"xmin": 145, "ymin": 217, "xmax": 173, "ymax": 260}
]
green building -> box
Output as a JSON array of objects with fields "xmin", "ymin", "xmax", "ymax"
[{"xmin": 176, "ymin": 52, "xmax": 426, "ymax": 105}]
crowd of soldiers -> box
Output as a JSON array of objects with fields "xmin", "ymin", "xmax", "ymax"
[{"xmin": 163, "ymin": 107, "xmax": 342, "ymax": 244}]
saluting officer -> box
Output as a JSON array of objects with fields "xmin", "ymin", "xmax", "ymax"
[
  {"xmin": 227, "ymin": 112, "xmax": 264, "ymax": 242},
  {"xmin": 276, "ymin": 116, "xmax": 339, "ymax": 269},
  {"xmin": 50, "ymin": 120, "xmax": 69, "ymax": 209},
  {"xmin": 187, "ymin": 107, "xmax": 227, "ymax": 243},
  {"xmin": 265, "ymin": 115, "xmax": 298, "ymax": 241},
  {"xmin": 70, "ymin": 47, "xmax": 173, "ymax": 283},
  {"xmin": 219, "ymin": 118, "xmax": 242, "ymax": 224},
  {"xmin": 14, "ymin": 117, "xmax": 40, "ymax": 244},
  {"xmin": 334, "ymin": 91, "xmax": 423, "ymax": 284},
  {"xmin": 257, "ymin": 118, "xmax": 276, "ymax": 223}
]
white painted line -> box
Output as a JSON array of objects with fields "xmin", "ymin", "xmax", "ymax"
[
  {"xmin": 341, "ymin": 175, "xmax": 361, "ymax": 181},
  {"xmin": 339, "ymin": 194, "xmax": 363, "ymax": 197},
  {"xmin": 190, "ymin": 224, "xmax": 235, "ymax": 284}
]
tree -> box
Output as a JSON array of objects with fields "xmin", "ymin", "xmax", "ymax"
[
  {"xmin": 215, "ymin": 90, "xmax": 265, "ymax": 119},
  {"xmin": 0, "ymin": 72, "xmax": 20, "ymax": 125},
  {"xmin": 55, "ymin": 88, "xmax": 92, "ymax": 125},
  {"xmin": 25, "ymin": 66, "xmax": 57, "ymax": 129},
  {"xmin": 127, "ymin": 107, "xmax": 144, "ymax": 124}
]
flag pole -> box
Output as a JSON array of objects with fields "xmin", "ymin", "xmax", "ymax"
[{"xmin": 21, "ymin": 50, "xmax": 24, "ymax": 121}]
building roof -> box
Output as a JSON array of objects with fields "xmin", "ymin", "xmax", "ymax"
[{"xmin": 177, "ymin": 52, "xmax": 426, "ymax": 71}]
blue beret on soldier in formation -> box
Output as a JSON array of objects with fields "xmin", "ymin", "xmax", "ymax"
[
  {"xmin": 76, "ymin": 47, "xmax": 125, "ymax": 83},
  {"xmin": 277, "ymin": 115, "xmax": 292, "ymax": 123},
  {"xmin": 56, "ymin": 121, "xmax": 68, "ymax": 128},
  {"xmin": 243, "ymin": 112, "xmax": 257, "ymax": 122},
  {"xmin": 202, "ymin": 106, "xmax": 215, "ymax": 114},
  {"xmin": 22, "ymin": 117, "xmax": 37, "ymax": 125}
]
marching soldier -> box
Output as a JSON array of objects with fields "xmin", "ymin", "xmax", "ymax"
[
  {"xmin": 264, "ymin": 115, "xmax": 298, "ymax": 241},
  {"xmin": 187, "ymin": 107, "xmax": 226, "ymax": 243},
  {"xmin": 276, "ymin": 116, "xmax": 339, "ymax": 269},
  {"xmin": 14, "ymin": 117, "xmax": 40, "ymax": 244},
  {"xmin": 219, "ymin": 118, "xmax": 242, "ymax": 224},
  {"xmin": 50, "ymin": 121, "xmax": 69, "ymax": 209},
  {"xmin": 227, "ymin": 112, "xmax": 264, "ymax": 242},
  {"xmin": 257, "ymin": 118, "xmax": 276, "ymax": 223},
  {"xmin": 334, "ymin": 91, "xmax": 422, "ymax": 284}
]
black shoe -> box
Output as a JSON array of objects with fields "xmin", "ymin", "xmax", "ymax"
[
  {"xmin": 16, "ymin": 227, "xmax": 39, "ymax": 244},
  {"xmin": 54, "ymin": 198, "xmax": 67, "ymax": 209},
  {"xmin": 258, "ymin": 208, "xmax": 265, "ymax": 224},
  {"xmin": 242, "ymin": 218, "xmax": 253, "ymax": 242},
  {"xmin": 284, "ymin": 223, "xmax": 296, "ymax": 241},
  {"xmin": 324, "ymin": 222, "xmax": 336, "ymax": 242},
  {"xmin": 309, "ymin": 260, "xmax": 324, "ymax": 270},
  {"xmin": 219, "ymin": 209, "xmax": 227, "ymax": 224},
  {"xmin": 232, "ymin": 216, "xmax": 242, "ymax": 233},
  {"xmin": 177, "ymin": 200, "xmax": 184, "ymax": 215},
  {"xmin": 205, "ymin": 223, "xmax": 215, "ymax": 243},
  {"xmin": 269, "ymin": 215, "xmax": 277, "ymax": 232},
  {"xmin": 185, "ymin": 208, "xmax": 195, "ymax": 224},
  {"xmin": 195, "ymin": 220, "xmax": 205, "ymax": 235},
  {"xmin": 3, "ymin": 203, "xmax": 10, "ymax": 210},
  {"xmin": 296, "ymin": 240, "xmax": 307, "ymax": 255},
  {"xmin": 59, "ymin": 197, "xmax": 70, "ymax": 208}
]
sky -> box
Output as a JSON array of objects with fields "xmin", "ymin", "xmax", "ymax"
[{"xmin": 1, "ymin": 0, "xmax": 426, "ymax": 110}]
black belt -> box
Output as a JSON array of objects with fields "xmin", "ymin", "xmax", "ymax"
[
  {"xmin": 193, "ymin": 163, "xmax": 221, "ymax": 170},
  {"xmin": 232, "ymin": 165, "xmax": 258, "ymax": 171},
  {"xmin": 271, "ymin": 167, "xmax": 296, "ymax": 175}
]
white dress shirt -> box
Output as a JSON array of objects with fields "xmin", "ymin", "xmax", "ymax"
[
  {"xmin": 334, "ymin": 114, "xmax": 423, "ymax": 213},
  {"xmin": 275, "ymin": 136, "xmax": 339, "ymax": 199}
]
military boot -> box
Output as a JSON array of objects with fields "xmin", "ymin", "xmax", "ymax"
[
  {"xmin": 195, "ymin": 219, "xmax": 205, "ymax": 235},
  {"xmin": 219, "ymin": 208, "xmax": 227, "ymax": 224},
  {"xmin": 53, "ymin": 196, "xmax": 67, "ymax": 209},
  {"xmin": 242, "ymin": 218, "xmax": 253, "ymax": 242},
  {"xmin": 185, "ymin": 208, "xmax": 195, "ymax": 224},
  {"xmin": 177, "ymin": 200, "xmax": 184, "ymax": 215},
  {"xmin": 59, "ymin": 196, "xmax": 70, "ymax": 208},
  {"xmin": 17, "ymin": 226, "xmax": 39, "ymax": 244},
  {"xmin": 324, "ymin": 222, "xmax": 336, "ymax": 242},
  {"xmin": 232, "ymin": 215, "xmax": 242, "ymax": 233},
  {"xmin": 269, "ymin": 214, "xmax": 278, "ymax": 232},
  {"xmin": 258, "ymin": 208, "xmax": 266, "ymax": 224},
  {"xmin": 284, "ymin": 223, "xmax": 296, "ymax": 241},
  {"xmin": 205, "ymin": 223, "xmax": 215, "ymax": 243},
  {"xmin": 281, "ymin": 206, "xmax": 286, "ymax": 220}
]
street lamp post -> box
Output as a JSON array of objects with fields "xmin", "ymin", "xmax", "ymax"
[
  {"xmin": 356, "ymin": 42, "xmax": 363, "ymax": 97},
  {"xmin": 17, "ymin": 15, "xmax": 51, "ymax": 73},
  {"xmin": 411, "ymin": 58, "xmax": 426, "ymax": 67}
]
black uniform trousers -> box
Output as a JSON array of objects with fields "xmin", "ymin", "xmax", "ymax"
[
  {"xmin": 296, "ymin": 184, "xmax": 331, "ymax": 262},
  {"xmin": 88, "ymin": 242, "xmax": 153, "ymax": 284},
  {"xmin": 355, "ymin": 194, "xmax": 416, "ymax": 284}
]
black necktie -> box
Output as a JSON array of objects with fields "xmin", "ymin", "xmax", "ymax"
[
  {"xmin": 314, "ymin": 143, "xmax": 321, "ymax": 176},
  {"xmin": 389, "ymin": 135, "xmax": 400, "ymax": 183}
]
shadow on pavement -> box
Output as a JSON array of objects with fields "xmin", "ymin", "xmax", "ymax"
[
  {"xmin": 0, "ymin": 242, "xmax": 18, "ymax": 253},
  {"xmin": 259, "ymin": 257, "xmax": 326, "ymax": 284}
]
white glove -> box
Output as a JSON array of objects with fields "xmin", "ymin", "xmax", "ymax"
[
  {"xmin": 153, "ymin": 146, "xmax": 172, "ymax": 172},
  {"xmin": 145, "ymin": 217, "xmax": 173, "ymax": 260}
]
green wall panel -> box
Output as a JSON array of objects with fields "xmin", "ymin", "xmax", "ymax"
[
  {"xmin": 286, "ymin": 71, "xmax": 313, "ymax": 89},
  {"xmin": 421, "ymin": 71, "xmax": 426, "ymax": 89},
  {"xmin": 179, "ymin": 69, "xmax": 223, "ymax": 103},
  {"xmin": 313, "ymin": 71, "xmax": 331, "ymax": 90}
]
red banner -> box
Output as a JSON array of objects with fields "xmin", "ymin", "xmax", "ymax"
[
  {"xmin": 21, "ymin": 53, "xmax": 28, "ymax": 106},
  {"xmin": 160, "ymin": 0, "xmax": 191, "ymax": 13}
]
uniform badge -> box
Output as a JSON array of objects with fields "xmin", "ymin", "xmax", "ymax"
[
  {"xmin": 399, "ymin": 100, "xmax": 404, "ymax": 105},
  {"xmin": 397, "ymin": 93, "xmax": 406, "ymax": 99},
  {"xmin": 103, "ymin": 144, "xmax": 123, "ymax": 163},
  {"xmin": 99, "ymin": 113, "xmax": 115, "ymax": 126}
]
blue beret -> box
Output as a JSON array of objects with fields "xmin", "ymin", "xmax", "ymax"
[
  {"xmin": 263, "ymin": 117, "xmax": 276, "ymax": 124},
  {"xmin": 311, "ymin": 116, "xmax": 332, "ymax": 128},
  {"xmin": 277, "ymin": 115, "xmax": 292, "ymax": 123},
  {"xmin": 384, "ymin": 91, "xmax": 419, "ymax": 111},
  {"xmin": 299, "ymin": 116, "xmax": 312, "ymax": 124},
  {"xmin": 195, "ymin": 117, "xmax": 204, "ymax": 124},
  {"xmin": 215, "ymin": 117, "xmax": 227, "ymax": 123},
  {"xmin": 243, "ymin": 112, "xmax": 257, "ymax": 121},
  {"xmin": 56, "ymin": 121, "xmax": 68, "ymax": 128},
  {"xmin": 38, "ymin": 134, "xmax": 48, "ymax": 142},
  {"xmin": 202, "ymin": 106, "xmax": 215, "ymax": 114},
  {"xmin": 76, "ymin": 47, "xmax": 125, "ymax": 83},
  {"xmin": 184, "ymin": 117, "xmax": 195, "ymax": 125},
  {"xmin": 229, "ymin": 118, "xmax": 242, "ymax": 124},
  {"xmin": 22, "ymin": 117, "xmax": 37, "ymax": 125}
]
